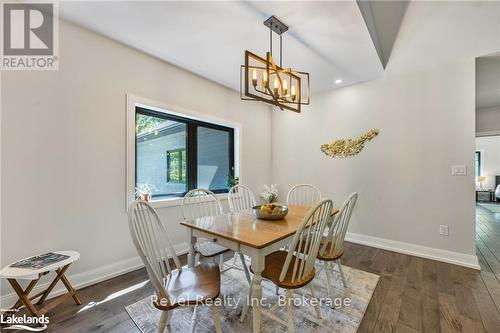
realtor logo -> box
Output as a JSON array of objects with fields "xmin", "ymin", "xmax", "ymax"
[
  {"xmin": 1, "ymin": 314, "xmax": 49, "ymax": 331},
  {"xmin": 1, "ymin": 2, "xmax": 58, "ymax": 70}
]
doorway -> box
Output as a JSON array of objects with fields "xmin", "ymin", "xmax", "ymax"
[{"xmin": 475, "ymin": 53, "xmax": 500, "ymax": 276}]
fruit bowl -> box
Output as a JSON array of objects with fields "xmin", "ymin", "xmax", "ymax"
[{"xmin": 253, "ymin": 204, "xmax": 288, "ymax": 220}]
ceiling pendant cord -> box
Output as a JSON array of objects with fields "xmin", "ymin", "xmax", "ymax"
[
  {"xmin": 269, "ymin": 25, "xmax": 273, "ymax": 56},
  {"xmin": 280, "ymin": 32, "xmax": 283, "ymax": 68}
]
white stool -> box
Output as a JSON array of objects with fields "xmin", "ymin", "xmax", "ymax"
[{"xmin": 0, "ymin": 250, "xmax": 82, "ymax": 318}]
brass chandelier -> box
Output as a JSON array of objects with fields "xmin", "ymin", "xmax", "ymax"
[{"xmin": 240, "ymin": 15, "xmax": 310, "ymax": 113}]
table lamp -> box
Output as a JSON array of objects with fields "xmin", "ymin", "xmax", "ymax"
[{"xmin": 477, "ymin": 176, "xmax": 486, "ymax": 190}]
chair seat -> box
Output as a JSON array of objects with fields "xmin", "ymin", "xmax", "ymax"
[
  {"xmin": 250, "ymin": 251, "xmax": 315, "ymax": 289},
  {"xmin": 154, "ymin": 263, "xmax": 220, "ymax": 310},
  {"xmin": 317, "ymin": 239, "xmax": 344, "ymax": 261},
  {"xmin": 195, "ymin": 241, "xmax": 229, "ymax": 257}
]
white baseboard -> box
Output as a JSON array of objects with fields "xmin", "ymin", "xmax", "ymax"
[
  {"xmin": 0, "ymin": 242, "xmax": 189, "ymax": 308},
  {"xmin": 345, "ymin": 232, "xmax": 480, "ymax": 270}
]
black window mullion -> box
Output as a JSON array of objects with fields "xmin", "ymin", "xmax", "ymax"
[
  {"xmin": 187, "ymin": 123, "xmax": 197, "ymax": 191},
  {"xmin": 229, "ymin": 128, "xmax": 235, "ymax": 179}
]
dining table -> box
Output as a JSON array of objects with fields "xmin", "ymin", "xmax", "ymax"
[{"xmin": 180, "ymin": 204, "xmax": 339, "ymax": 333}]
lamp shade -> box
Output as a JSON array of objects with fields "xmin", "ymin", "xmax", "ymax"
[{"xmin": 478, "ymin": 176, "xmax": 486, "ymax": 182}]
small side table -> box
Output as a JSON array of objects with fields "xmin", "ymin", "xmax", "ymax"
[
  {"xmin": 476, "ymin": 190, "xmax": 495, "ymax": 202},
  {"xmin": 0, "ymin": 251, "xmax": 82, "ymax": 318}
]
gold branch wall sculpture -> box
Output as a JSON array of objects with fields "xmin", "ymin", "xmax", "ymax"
[{"xmin": 320, "ymin": 128, "xmax": 379, "ymax": 158}]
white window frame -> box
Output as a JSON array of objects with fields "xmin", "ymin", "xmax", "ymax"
[{"xmin": 126, "ymin": 94, "xmax": 242, "ymax": 210}]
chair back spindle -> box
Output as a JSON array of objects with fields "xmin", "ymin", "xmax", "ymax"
[
  {"xmin": 280, "ymin": 199, "xmax": 333, "ymax": 284},
  {"xmin": 286, "ymin": 184, "xmax": 322, "ymax": 207},
  {"xmin": 321, "ymin": 192, "xmax": 358, "ymax": 258},
  {"xmin": 182, "ymin": 189, "xmax": 223, "ymax": 221},
  {"xmin": 228, "ymin": 185, "xmax": 256, "ymax": 213},
  {"xmin": 128, "ymin": 200, "xmax": 182, "ymax": 304}
]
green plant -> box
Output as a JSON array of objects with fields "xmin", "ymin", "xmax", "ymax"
[{"xmin": 227, "ymin": 174, "xmax": 239, "ymax": 188}]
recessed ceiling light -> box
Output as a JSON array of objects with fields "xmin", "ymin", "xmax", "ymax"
[{"xmin": 335, "ymin": 79, "xmax": 343, "ymax": 84}]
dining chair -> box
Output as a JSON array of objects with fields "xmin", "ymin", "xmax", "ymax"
[
  {"xmin": 317, "ymin": 192, "xmax": 358, "ymax": 299},
  {"xmin": 286, "ymin": 184, "xmax": 322, "ymax": 207},
  {"xmin": 281, "ymin": 184, "xmax": 322, "ymax": 295},
  {"xmin": 128, "ymin": 199, "xmax": 222, "ymax": 333},
  {"xmin": 228, "ymin": 184, "xmax": 256, "ymax": 213},
  {"xmin": 182, "ymin": 188, "xmax": 251, "ymax": 283},
  {"xmin": 227, "ymin": 185, "xmax": 255, "ymax": 282},
  {"xmin": 241, "ymin": 198, "xmax": 334, "ymax": 333}
]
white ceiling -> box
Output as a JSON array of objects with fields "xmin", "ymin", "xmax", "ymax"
[
  {"xmin": 59, "ymin": 1, "xmax": 384, "ymax": 94},
  {"xmin": 476, "ymin": 53, "xmax": 500, "ymax": 110}
]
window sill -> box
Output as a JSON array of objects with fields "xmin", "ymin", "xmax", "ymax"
[{"xmin": 148, "ymin": 193, "xmax": 229, "ymax": 209}]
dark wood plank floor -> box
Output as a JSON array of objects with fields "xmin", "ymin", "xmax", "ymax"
[{"xmin": 4, "ymin": 207, "xmax": 500, "ymax": 332}]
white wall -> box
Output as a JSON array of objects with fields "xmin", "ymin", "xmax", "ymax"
[
  {"xmin": 476, "ymin": 136, "xmax": 500, "ymax": 190},
  {"xmin": 476, "ymin": 106, "xmax": 500, "ymax": 135},
  {"xmin": 0, "ymin": 20, "xmax": 272, "ymax": 303},
  {"xmin": 272, "ymin": 1, "xmax": 500, "ymax": 266}
]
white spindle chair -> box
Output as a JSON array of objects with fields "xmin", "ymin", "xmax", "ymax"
[
  {"xmin": 227, "ymin": 185, "xmax": 255, "ymax": 282},
  {"xmin": 317, "ymin": 192, "xmax": 358, "ymax": 299},
  {"xmin": 182, "ymin": 189, "xmax": 227, "ymax": 264},
  {"xmin": 182, "ymin": 189, "xmax": 224, "ymax": 221},
  {"xmin": 128, "ymin": 200, "xmax": 222, "ymax": 333},
  {"xmin": 182, "ymin": 189, "xmax": 251, "ymax": 283},
  {"xmin": 228, "ymin": 184, "xmax": 256, "ymax": 213},
  {"xmin": 241, "ymin": 198, "xmax": 334, "ymax": 333},
  {"xmin": 281, "ymin": 184, "xmax": 322, "ymax": 294},
  {"xmin": 286, "ymin": 184, "xmax": 322, "ymax": 207}
]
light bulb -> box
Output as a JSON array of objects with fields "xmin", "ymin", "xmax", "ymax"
[
  {"xmin": 262, "ymin": 71, "xmax": 268, "ymax": 88},
  {"xmin": 282, "ymin": 80, "xmax": 288, "ymax": 96},
  {"xmin": 252, "ymin": 69, "xmax": 257, "ymax": 87},
  {"xmin": 273, "ymin": 78, "xmax": 279, "ymax": 96},
  {"xmin": 291, "ymin": 85, "xmax": 296, "ymax": 101}
]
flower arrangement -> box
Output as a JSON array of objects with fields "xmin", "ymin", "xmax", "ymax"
[
  {"xmin": 135, "ymin": 183, "xmax": 155, "ymax": 202},
  {"xmin": 260, "ymin": 184, "xmax": 279, "ymax": 203}
]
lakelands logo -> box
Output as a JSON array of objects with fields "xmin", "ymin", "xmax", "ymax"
[
  {"xmin": 1, "ymin": 2, "xmax": 59, "ymax": 70},
  {"xmin": 0, "ymin": 313, "xmax": 49, "ymax": 331}
]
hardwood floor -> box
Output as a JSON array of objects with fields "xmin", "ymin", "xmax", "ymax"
[{"xmin": 4, "ymin": 207, "xmax": 500, "ymax": 332}]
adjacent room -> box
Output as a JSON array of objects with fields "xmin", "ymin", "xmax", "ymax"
[
  {"xmin": 1, "ymin": 1, "xmax": 500, "ymax": 333},
  {"xmin": 475, "ymin": 53, "xmax": 500, "ymax": 290}
]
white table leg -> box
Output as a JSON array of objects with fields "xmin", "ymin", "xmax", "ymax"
[
  {"xmin": 187, "ymin": 229, "xmax": 196, "ymax": 268},
  {"xmin": 251, "ymin": 254, "xmax": 264, "ymax": 333}
]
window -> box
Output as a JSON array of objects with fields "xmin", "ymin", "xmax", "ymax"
[
  {"xmin": 475, "ymin": 151, "xmax": 481, "ymax": 177},
  {"xmin": 197, "ymin": 126, "xmax": 232, "ymax": 191},
  {"xmin": 135, "ymin": 106, "xmax": 235, "ymax": 200}
]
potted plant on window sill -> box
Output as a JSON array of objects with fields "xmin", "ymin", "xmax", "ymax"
[
  {"xmin": 135, "ymin": 183, "xmax": 154, "ymax": 202},
  {"xmin": 227, "ymin": 175, "xmax": 239, "ymax": 190}
]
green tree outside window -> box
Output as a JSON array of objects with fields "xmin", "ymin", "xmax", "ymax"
[{"xmin": 167, "ymin": 149, "xmax": 186, "ymax": 183}]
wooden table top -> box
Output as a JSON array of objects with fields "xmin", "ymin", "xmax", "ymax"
[{"xmin": 181, "ymin": 205, "xmax": 339, "ymax": 249}]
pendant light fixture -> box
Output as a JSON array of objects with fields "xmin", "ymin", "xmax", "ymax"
[{"xmin": 240, "ymin": 15, "xmax": 310, "ymax": 113}]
